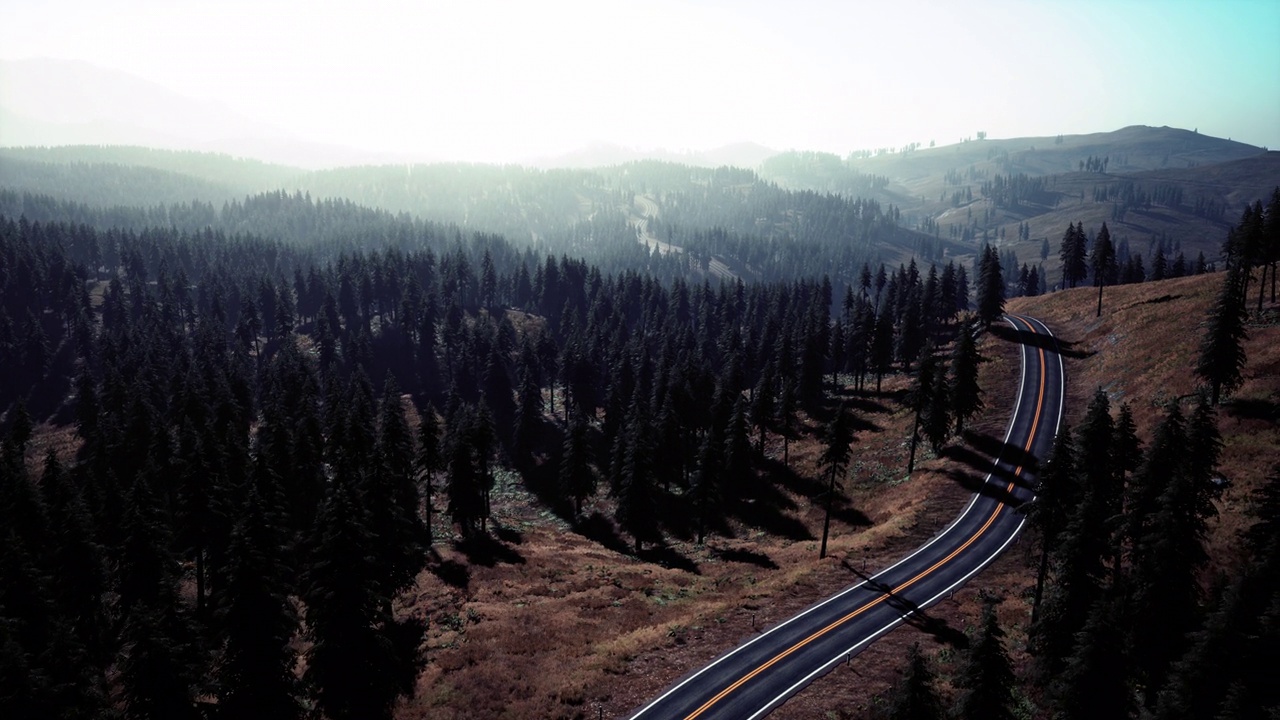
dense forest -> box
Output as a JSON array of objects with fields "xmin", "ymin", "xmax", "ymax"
[
  {"xmin": 0, "ymin": 184, "xmax": 999, "ymax": 718},
  {"xmin": 0, "ymin": 135, "xmax": 1277, "ymax": 719}
]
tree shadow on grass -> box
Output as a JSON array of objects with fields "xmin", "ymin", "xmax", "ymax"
[
  {"xmin": 832, "ymin": 500, "xmax": 873, "ymax": 529},
  {"xmin": 491, "ymin": 521, "xmax": 523, "ymax": 546},
  {"xmin": 453, "ymin": 531, "xmax": 526, "ymax": 568},
  {"xmin": 510, "ymin": 420, "xmax": 574, "ymax": 520},
  {"xmin": 732, "ymin": 495, "xmax": 815, "ymax": 541},
  {"xmin": 733, "ymin": 461, "xmax": 816, "ymax": 541},
  {"xmin": 638, "ymin": 544, "xmax": 700, "ymax": 575},
  {"xmin": 1224, "ymin": 397, "xmax": 1280, "ymax": 423},
  {"xmin": 429, "ymin": 558, "xmax": 471, "ymax": 591},
  {"xmin": 845, "ymin": 394, "xmax": 893, "ymax": 417},
  {"xmin": 573, "ymin": 510, "xmax": 631, "ymax": 555},
  {"xmin": 762, "ymin": 455, "xmax": 824, "ymax": 499},
  {"xmin": 712, "ymin": 547, "xmax": 779, "ymax": 569}
]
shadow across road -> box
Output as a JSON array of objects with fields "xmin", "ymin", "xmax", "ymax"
[
  {"xmin": 955, "ymin": 430, "xmax": 1039, "ymax": 488},
  {"xmin": 841, "ymin": 560, "xmax": 969, "ymax": 649},
  {"xmin": 989, "ymin": 323, "xmax": 1090, "ymax": 359}
]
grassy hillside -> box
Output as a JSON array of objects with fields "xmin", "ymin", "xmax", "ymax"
[
  {"xmin": 765, "ymin": 270, "xmax": 1279, "ymax": 719},
  {"xmin": 760, "ymin": 128, "xmax": 1277, "ymax": 289}
]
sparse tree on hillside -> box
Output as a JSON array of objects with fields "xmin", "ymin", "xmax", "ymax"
[
  {"xmin": 1195, "ymin": 264, "xmax": 1249, "ymax": 405},
  {"xmin": 818, "ymin": 405, "xmax": 855, "ymax": 559},
  {"xmin": 950, "ymin": 323, "xmax": 984, "ymax": 435},
  {"xmin": 1091, "ymin": 222, "xmax": 1116, "ymax": 317},
  {"xmin": 1061, "ymin": 222, "xmax": 1088, "ymax": 289}
]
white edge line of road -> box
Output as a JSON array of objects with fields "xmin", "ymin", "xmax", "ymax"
[
  {"xmin": 628, "ymin": 316, "xmax": 1031, "ymax": 720},
  {"xmin": 747, "ymin": 313, "xmax": 1066, "ymax": 720}
]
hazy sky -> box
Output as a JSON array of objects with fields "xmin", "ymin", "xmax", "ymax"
[{"xmin": 2, "ymin": 0, "xmax": 1278, "ymax": 162}]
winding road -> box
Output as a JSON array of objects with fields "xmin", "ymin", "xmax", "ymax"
[{"xmin": 628, "ymin": 314, "xmax": 1065, "ymax": 719}]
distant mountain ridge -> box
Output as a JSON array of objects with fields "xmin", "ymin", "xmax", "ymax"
[
  {"xmin": 528, "ymin": 141, "xmax": 779, "ymax": 169},
  {"xmin": 0, "ymin": 58, "xmax": 423, "ymax": 169}
]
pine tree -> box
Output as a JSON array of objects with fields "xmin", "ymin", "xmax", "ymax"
[
  {"xmin": 414, "ymin": 404, "xmax": 443, "ymax": 546},
  {"xmin": 1076, "ymin": 389, "xmax": 1119, "ymax": 560},
  {"xmin": 38, "ymin": 451, "xmax": 108, "ymax": 664},
  {"xmin": 886, "ymin": 643, "xmax": 943, "ymax": 720},
  {"xmin": 777, "ymin": 377, "xmax": 798, "ymax": 466},
  {"xmin": 1027, "ymin": 425, "xmax": 1078, "ymax": 622},
  {"xmin": 692, "ymin": 403, "xmax": 726, "ymax": 545},
  {"xmin": 445, "ymin": 407, "xmax": 486, "ymax": 538},
  {"xmin": 369, "ymin": 375, "xmax": 425, "ymax": 592},
  {"xmin": 512, "ymin": 342, "xmax": 543, "ymax": 460},
  {"xmin": 1153, "ymin": 577, "xmax": 1252, "ymax": 720},
  {"xmin": 1050, "ymin": 596, "xmax": 1130, "ymax": 720},
  {"xmin": 954, "ymin": 603, "xmax": 1015, "ymax": 720},
  {"xmin": 1091, "ymin": 222, "xmax": 1116, "ymax": 316},
  {"xmin": 921, "ymin": 353, "xmax": 952, "ymax": 453},
  {"xmin": 302, "ymin": 477, "xmax": 410, "ymax": 720},
  {"xmin": 975, "ymin": 245, "xmax": 1005, "ymax": 326},
  {"xmin": 750, "ymin": 362, "xmax": 777, "ymax": 454},
  {"xmin": 723, "ymin": 395, "xmax": 753, "ymax": 497},
  {"xmin": 949, "ymin": 321, "xmax": 984, "ymax": 435},
  {"xmin": 216, "ymin": 490, "xmax": 300, "ymax": 720},
  {"xmin": 1130, "ymin": 403, "xmax": 1219, "ymax": 704},
  {"xmin": 118, "ymin": 599, "xmax": 199, "ymax": 720},
  {"xmin": 560, "ymin": 417, "xmax": 595, "ymax": 517},
  {"xmin": 1195, "ymin": 264, "xmax": 1249, "ymax": 405},
  {"xmin": 1030, "ymin": 487, "xmax": 1108, "ymax": 683},
  {"xmin": 1061, "ymin": 222, "xmax": 1089, "ymax": 289},
  {"xmin": 906, "ymin": 348, "xmax": 946, "ymax": 473},
  {"xmin": 614, "ymin": 397, "xmax": 659, "ymax": 554},
  {"xmin": 818, "ymin": 404, "xmax": 855, "ymax": 559}
]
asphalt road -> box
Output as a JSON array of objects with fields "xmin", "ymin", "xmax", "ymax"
[{"xmin": 628, "ymin": 314, "xmax": 1065, "ymax": 720}]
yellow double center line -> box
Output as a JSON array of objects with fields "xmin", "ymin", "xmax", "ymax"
[{"xmin": 684, "ymin": 315, "xmax": 1048, "ymax": 719}]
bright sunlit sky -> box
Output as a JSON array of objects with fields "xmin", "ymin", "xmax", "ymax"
[{"xmin": 2, "ymin": 0, "xmax": 1278, "ymax": 162}]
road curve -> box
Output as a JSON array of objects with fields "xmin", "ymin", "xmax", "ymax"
[{"xmin": 628, "ymin": 314, "xmax": 1065, "ymax": 720}]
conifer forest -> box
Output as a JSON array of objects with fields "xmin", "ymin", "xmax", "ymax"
[{"xmin": 1, "ymin": 138, "xmax": 1279, "ymax": 720}]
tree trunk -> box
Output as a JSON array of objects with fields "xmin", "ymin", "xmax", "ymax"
[
  {"xmin": 1096, "ymin": 281, "xmax": 1104, "ymax": 317},
  {"xmin": 907, "ymin": 410, "xmax": 921, "ymax": 475},
  {"xmin": 195, "ymin": 547, "xmax": 205, "ymax": 619},
  {"xmin": 424, "ymin": 479, "xmax": 432, "ymax": 547},
  {"xmin": 1260, "ymin": 263, "xmax": 1269, "ymax": 314},
  {"xmin": 819, "ymin": 467, "xmax": 836, "ymax": 559}
]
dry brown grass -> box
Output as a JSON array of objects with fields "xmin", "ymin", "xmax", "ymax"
[
  {"xmin": 1006, "ymin": 271, "xmax": 1280, "ymax": 574},
  {"xmin": 754, "ymin": 273, "xmax": 1278, "ymax": 719}
]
